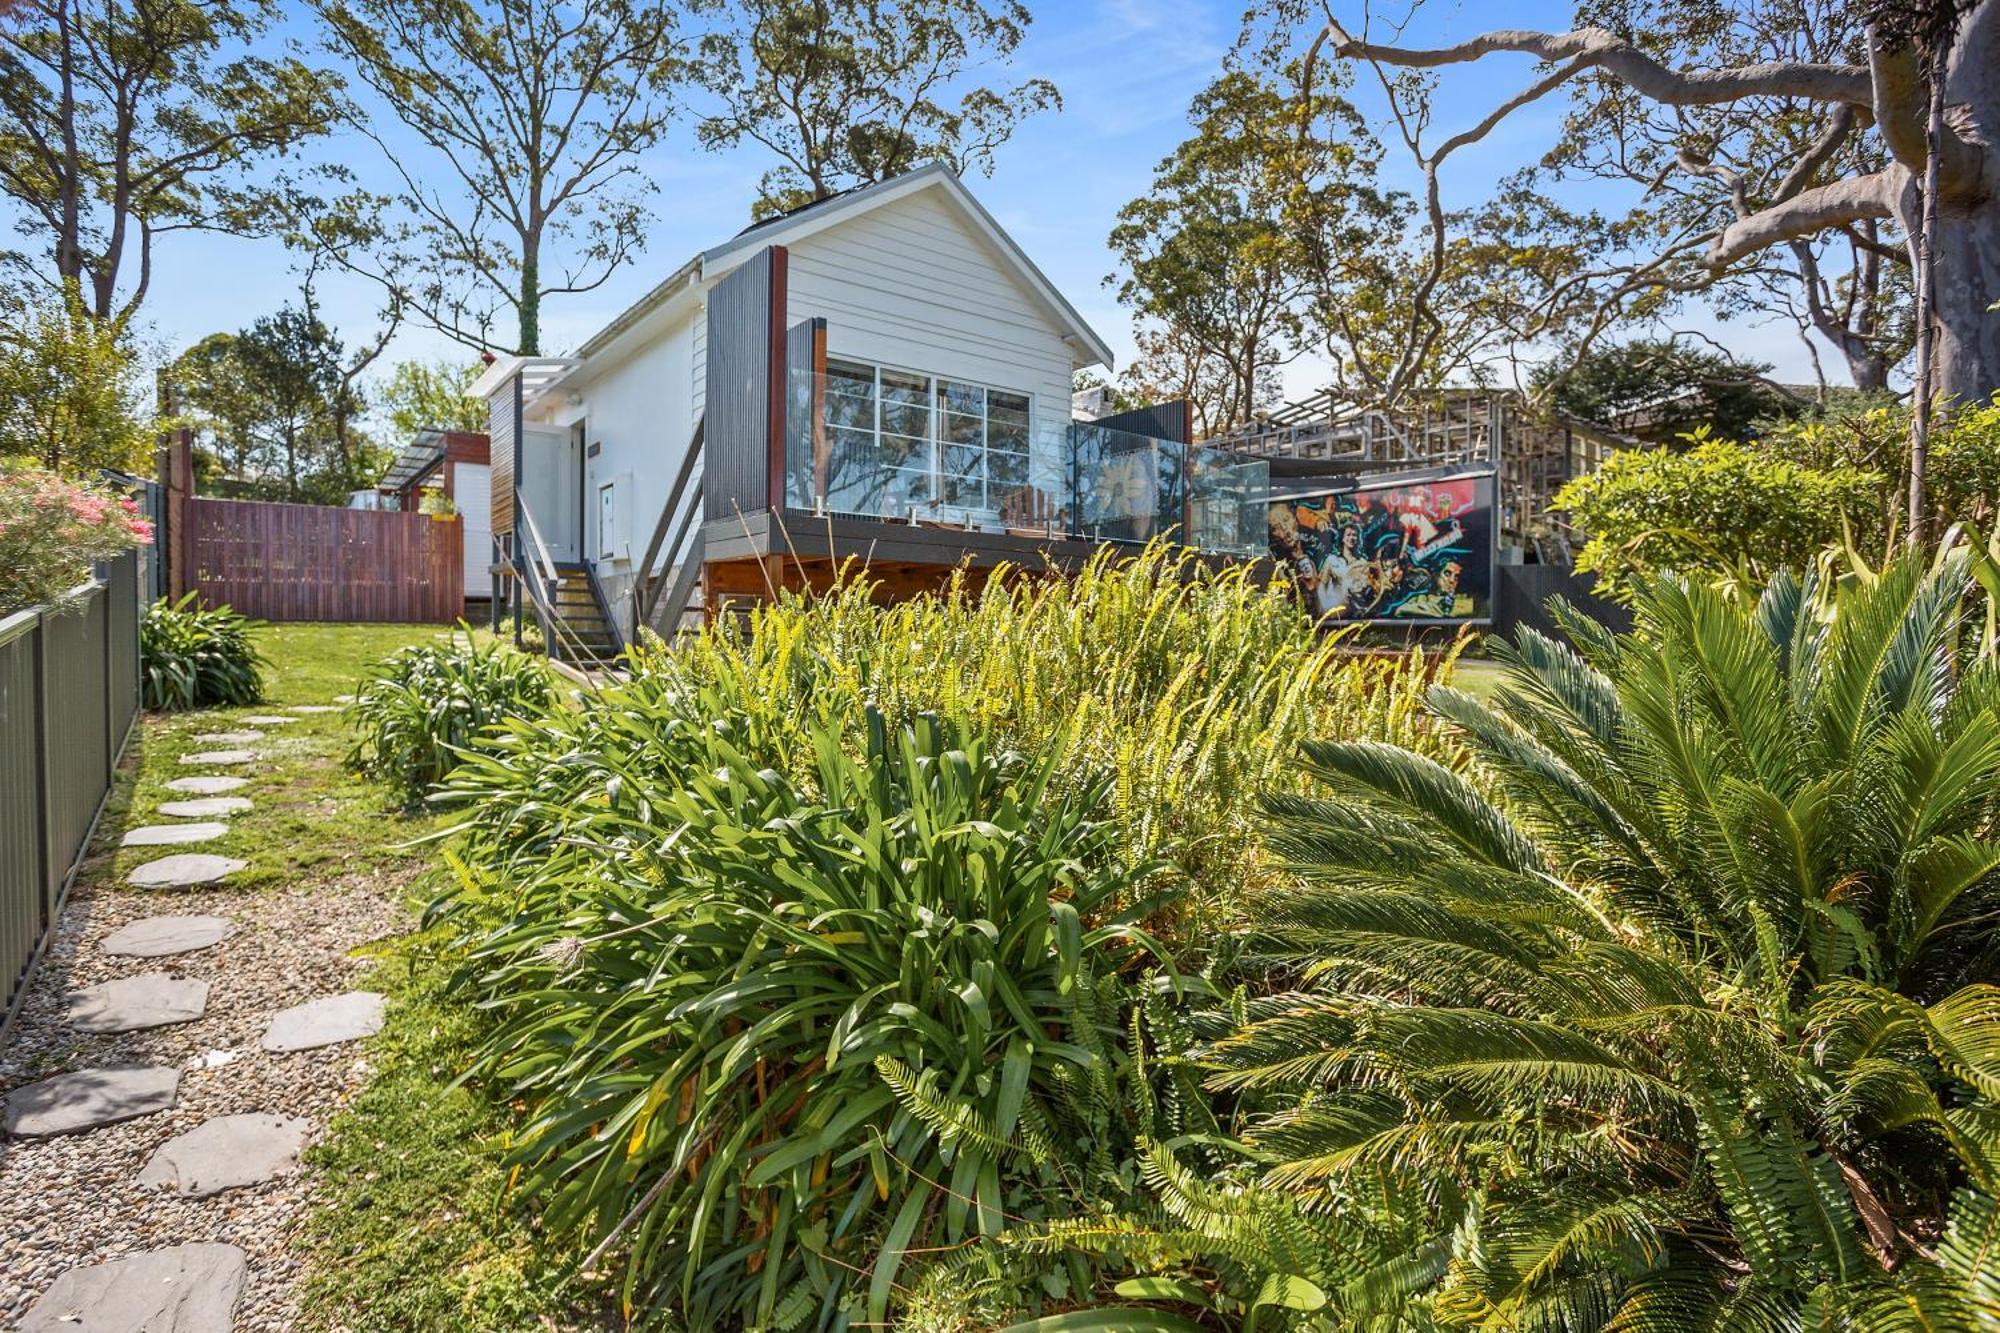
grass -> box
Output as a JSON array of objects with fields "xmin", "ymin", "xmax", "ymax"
[
  {"xmin": 293, "ymin": 926, "xmax": 614, "ymax": 1332},
  {"xmin": 92, "ymin": 622, "xmax": 462, "ymax": 893},
  {"xmin": 1446, "ymin": 657, "xmax": 1508, "ymax": 702}
]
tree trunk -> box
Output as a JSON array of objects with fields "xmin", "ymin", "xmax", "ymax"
[
  {"xmin": 518, "ymin": 242, "xmax": 540, "ymax": 356},
  {"xmin": 1932, "ymin": 212, "xmax": 2000, "ymax": 404},
  {"xmin": 1933, "ymin": 8, "xmax": 2000, "ymax": 404}
]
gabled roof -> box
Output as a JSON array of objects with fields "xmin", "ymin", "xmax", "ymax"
[{"xmin": 572, "ymin": 163, "xmax": 1114, "ymax": 371}]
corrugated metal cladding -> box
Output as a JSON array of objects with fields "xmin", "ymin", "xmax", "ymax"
[
  {"xmin": 703, "ymin": 246, "xmax": 785, "ymax": 522},
  {"xmin": 489, "ymin": 377, "xmax": 517, "ymax": 536}
]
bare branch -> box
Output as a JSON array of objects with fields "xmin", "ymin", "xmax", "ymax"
[
  {"xmin": 1325, "ymin": 21, "xmax": 1874, "ymax": 108},
  {"xmin": 1708, "ymin": 170, "xmax": 1903, "ymax": 269}
]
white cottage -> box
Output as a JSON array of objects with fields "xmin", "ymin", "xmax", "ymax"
[{"xmin": 471, "ymin": 163, "xmax": 1264, "ymax": 661}]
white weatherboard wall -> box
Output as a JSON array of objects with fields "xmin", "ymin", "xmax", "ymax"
[{"xmin": 550, "ymin": 312, "xmax": 699, "ymax": 635}]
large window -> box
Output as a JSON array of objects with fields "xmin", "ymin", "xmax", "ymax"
[
  {"xmin": 819, "ymin": 359, "xmax": 1032, "ymax": 520},
  {"xmin": 939, "ymin": 380, "xmax": 1031, "ymax": 513}
]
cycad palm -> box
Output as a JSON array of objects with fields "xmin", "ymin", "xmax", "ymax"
[{"xmin": 1217, "ymin": 559, "xmax": 2000, "ymax": 1329}]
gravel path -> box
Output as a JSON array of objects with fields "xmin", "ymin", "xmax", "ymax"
[{"xmin": 0, "ymin": 708, "xmax": 409, "ymax": 1330}]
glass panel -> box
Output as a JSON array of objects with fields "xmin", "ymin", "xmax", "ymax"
[
  {"xmin": 988, "ymin": 450, "xmax": 1027, "ymax": 490},
  {"xmin": 787, "ymin": 360, "xmax": 1066, "ymax": 525},
  {"xmin": 988, "ymin": 391, "xmax": 1029, "ymax": 426},
  {"xmin": 943, "ymin": 411, "xmax": 983, "ymax": 447},
  {"xmin": 939, "ymin": 381, "xmax": 983, "ymax": 417},
  {"xmin": 880, "ymin": 430, "xmax": 929, "ymax": 470}
]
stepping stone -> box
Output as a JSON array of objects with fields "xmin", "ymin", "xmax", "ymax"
[
  {"xmin": 20, "ymin": 1242, "xmax": 246, "ymax": 1331},
  {"xmin": 165, "ymin": 775, "xmax": 249, "ymax": 795},
  {"xmin": 261, "ymin": 991, "xmax": 386, "ymax": 1052},
  {"xmin": 127, "ymin": 854, "xmax": 245, "ymax": 889},
  {"xmin": 157, "ymin": 797, "xmax": 252, "ymax": 818},
  {"xmin": 288, "ymin": 704, "xmax": 340, "ymax": 714},
  {"xmin": 3, "ymin": 1065, "xmax": 179, "ymax": 1137},
  {"xmin": 121, "ymin": 821, "xmax": 228, "ymax": 847},
  {"xmin": 101, "ymin": 915, "xmax": 235, "ymax": 958},
  {"xmin": 179, "ymin": 750, "xmax": 255, "ymax": 766},
  {"xmin": 138, "ymin": 1113, "xmax": 310, "ymax": 1198},
  {"xmin": 66, "ymin": 973, "xmax": 210, "ymax": 1033},
  {"xmin": 240, "ymin": 715, "xmax": 296, "ymax": 725},
  {"xmin": 191, "ymin": 730, "xmax": 262, "ymax": 744}
]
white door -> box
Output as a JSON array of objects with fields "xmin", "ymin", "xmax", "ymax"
[
  {"xmin": 520, "ymin": 428, "xmax": 581, "ymax": 561},
  {"xmin": 455, "ymin": 463, "xmax": 491, "ymax": 594}
]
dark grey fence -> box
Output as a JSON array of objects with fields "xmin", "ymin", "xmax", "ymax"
[
  {"xmin": 1493, "ymin": 562, "xmax": 1632, "ymax": 643},
  {"xmin": 0, "ymin": 550, "xmax": 142, "ymax": 1036}
]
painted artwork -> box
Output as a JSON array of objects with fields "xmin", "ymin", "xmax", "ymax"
[{"xmin": 1267, "ymin": 475, "xmax": 1494, "ymax": 622}]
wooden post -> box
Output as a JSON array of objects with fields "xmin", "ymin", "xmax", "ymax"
[{"xmin": 161, "ymin": 431, "xmax": 194, "ymax": 601}]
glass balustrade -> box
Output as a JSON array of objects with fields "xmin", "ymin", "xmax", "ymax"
[{"xmin": 782, "ymin": 359, "xmax": 1266, "ymax": 554}]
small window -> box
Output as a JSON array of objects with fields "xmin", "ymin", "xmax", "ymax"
[{"xmin": 598, "ymin": 481, "xmax": 617, "ymax": 558}]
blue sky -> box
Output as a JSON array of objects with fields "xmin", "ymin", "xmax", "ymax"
[{"xmin": 128, "ymin": 0, "xmax": 1828, "ymax": 416}]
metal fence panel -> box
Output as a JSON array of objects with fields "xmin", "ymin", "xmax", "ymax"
[
  {"xmin": 0, "ymin": 613, "xmax": 45, "ymax": 1024},
  {"xmin": 0, "ymin": 549, "xmax": 143, "ymax": 1036}
]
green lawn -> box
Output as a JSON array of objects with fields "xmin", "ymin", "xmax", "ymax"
[
  {"xmin": 1445, "ymin": 656, "xmax": 1508, "ymax": 702},
  {"xmin": 94, "ymin": 622, "xmax": 458, "ymax": 893}
]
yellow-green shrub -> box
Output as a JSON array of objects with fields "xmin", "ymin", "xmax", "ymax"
[{"xmin": 632, "ymin": 541, "xmax": 1462, "ymax": 933}]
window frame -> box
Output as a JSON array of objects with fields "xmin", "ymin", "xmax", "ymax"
[{"xmin": 819, "ymin": 356, "xmax": 1035, "ymax": 520}]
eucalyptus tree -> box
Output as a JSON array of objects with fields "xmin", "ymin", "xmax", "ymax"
[
  {"xmin": 1288, "ymin": 2, "xmax": 1999, "ymax": 406},
  {"xmin": 689, "ymin": 0, "xmax": 1058, "ymax": 219},
  {"xmin": 309, "ymin": 0, "xmax": 683, "ymax": 355},
  {"xmin": 0, "ymin": 0, "xmax": 341, "ymax": 321}
]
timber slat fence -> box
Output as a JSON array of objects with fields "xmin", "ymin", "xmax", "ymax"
[
  {"xmin": 1, "ymin": 551, "xmax": 141, "ymax": 1035},
  {"xmin": 188, "ymin": 497, "xmax": 462, "ymax": 623}
]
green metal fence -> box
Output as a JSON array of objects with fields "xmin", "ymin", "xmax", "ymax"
[{"xmin": 0, "ymin": 550, "xmax": 141, "ymax": 1038}]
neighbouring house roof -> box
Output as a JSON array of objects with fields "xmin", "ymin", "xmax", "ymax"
[
  {"xmin": 377, "ymin": 429, "xmax": 489, "ymax": 494},
  {"xmin": 566, "ymin": 162, "xmax": 1115, "ymax": 376}
]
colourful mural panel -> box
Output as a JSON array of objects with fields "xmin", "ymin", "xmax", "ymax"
[{"xmin": 1267, "ymin": 474, "xmax": 1494, "ymax": 622}]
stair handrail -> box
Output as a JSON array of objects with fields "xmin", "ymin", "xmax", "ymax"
[
  {"xmin": 513, "ymin": 497, "xmax": 593, "ymax": 664},
  {"xmin": 634, "ymin": 414, "xmax": 706, "ymax": 629}
]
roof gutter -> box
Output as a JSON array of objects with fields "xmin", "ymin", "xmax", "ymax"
[{"xmin": 573, "ymin": 255, "xmax": 704, "ymax": 362}]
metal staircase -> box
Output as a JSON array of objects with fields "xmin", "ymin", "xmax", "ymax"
[{"xmin": 543, "ymin": 562, "xmax": 623, "ymax": 665}]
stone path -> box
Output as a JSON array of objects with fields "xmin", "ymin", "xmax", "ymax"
[
  {"xmin": 123, "ymin": 822, "xmax": 230, "ymax": 847},
  {"xmin": 158, "ymin": 798, "xmax": 253, "ymax": 819},
  {"xmin": 165, "ymin": 776, "xmax": 250, "ymax": 796},
  {"xmin": 100, "ymin": 917, "xmax": 235, "ymax": 958},
  {"xmin": 20, "ymin": 1243, "xmax": 246, "ymax": 1332},
  {"xmin": 260, "ymin": 992, "xmax": 385, "ymax": 1052},
  {"xmin": 1, "ymin": 701, "xmax": 403, "ymax": 1330},
  {"xmin": 66, "ymin": 975, "xmax": 210, "ymax": 1033},
  {"xmin": 127, "ymin": 854, "xmax": 247, "ymax": 889}
]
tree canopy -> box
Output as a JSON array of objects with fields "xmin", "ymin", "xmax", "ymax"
[
  {"xmin": 690, "ymin": 0, "xmax": 1058, "ymax": 219},
  {"xmin": 170, "ymin": 305, "xmax": 390, "ymax": 504},
  {"xmin": 1293, "ymin": 0, "xmax": 1998, "ymax": 403},
  {"xmin": 305, "ymin": 0, "xmax": 682, "ymax": 355},
  {"xmin": 0, "ymin": 0, "xmax": 341, "ymax": 322}
]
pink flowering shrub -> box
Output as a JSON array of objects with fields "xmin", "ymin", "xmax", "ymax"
[{"xmin": 0, "ymin": 461, "xmax": 152, "ymax": 616}]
